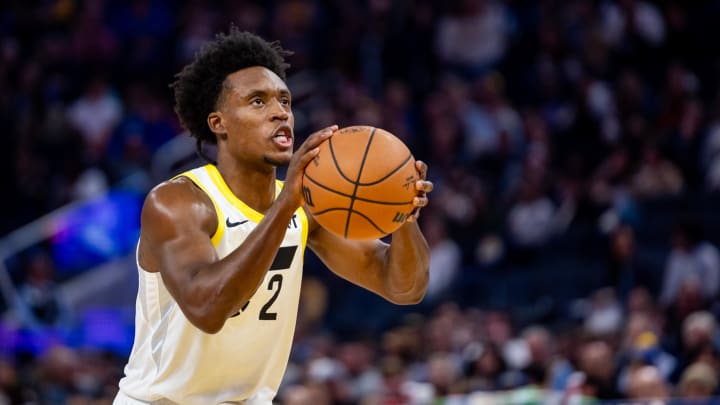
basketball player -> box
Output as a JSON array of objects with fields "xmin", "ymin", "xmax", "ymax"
[{"xmin": 114, "ymin": 29, "xmax": 432, "ymax": 405}]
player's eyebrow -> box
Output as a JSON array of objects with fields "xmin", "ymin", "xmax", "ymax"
[
  {"xmin": 240, "ymin": 88, "xmax": 291, "ymax": 99},
  {"xmin": 243, "ymin": 89, "xmax": 268, "ymax": 99}
]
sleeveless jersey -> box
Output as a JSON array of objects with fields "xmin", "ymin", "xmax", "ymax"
[{"xmin": 118, "ymin": 164, "xmax": 308, "ymax": 405}]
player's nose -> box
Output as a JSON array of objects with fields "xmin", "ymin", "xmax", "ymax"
[{"xmin": 270, "ymin": 99, "xmax": 290, "ymax": 121}]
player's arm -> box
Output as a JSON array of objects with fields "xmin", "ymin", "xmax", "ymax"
[
  {"xmin": 139, "ymin": 127, "xmax": 334, "ymax": 334},
  {"xmin": 138, "ymin": 179, "xmax": 298, "ymax": 333},
  {"xmin": 307, "ymin": 161, "xmax": 433, "ymax": 305}
]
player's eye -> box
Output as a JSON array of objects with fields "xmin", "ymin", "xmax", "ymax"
[
  {"xmin": 252, "ymin": 98, "xmax": 264, "ymax": 106},
  {"xmin": 280, "ymin": 97, "xmax": 291, "ymax": 106}
]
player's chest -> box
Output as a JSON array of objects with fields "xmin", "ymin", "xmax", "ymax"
[{"xmin": 217, "ymin": 212, "xmax": 304, "ymax": 256}]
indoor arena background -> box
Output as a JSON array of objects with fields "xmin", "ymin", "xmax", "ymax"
[{"xmin": 1, "ymin": 1, "xmax": 720, "ymax": 404}]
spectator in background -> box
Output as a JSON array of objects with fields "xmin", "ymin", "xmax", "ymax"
[
  {"xmin": 107, "ymin": 82, "xmax": 178, "ymax": 189},
  {"xmin": 675, "ymin": 311, "xmax": 718, "ymax": 381},
  {"xmin": 666, "ymin": 284, "xmax": 708, "ymax": 354},
  {"xmin": 34, "ymin": 345, "xmax": 81, "ymax": 404},
  {"xmin": 460, "ymin": 72, "xmax": 524, "ymax": 166},
  {"xmin": 506, "ymin": 178, "xmax": 556, "ymax": 262},
  {"xmin": 626, "ymin": 286, "xmax": 660, "ymax": 317},
  {"xmin": 435, "ymin": 0, "xmax": 511, "ymax": 79},
  {"xmin": 371, "ymin": 355, "xmax": 433, "ymax": 405},
  {"xmin": 668, "ymin": 97, "xmax": 705, "ymax": 190},
  {"xmin": 426, "ymin": 352, "xmax": 462, "ymax": 398},
  {"xmin": 660, "ymin": 219, "xmax": 720, "ymax": 308},
  {"xmin": 605, "ymin": 224, "xmax": 655, "ymax": 302},
  {"xmin": 422, "ymin": 214, "xmax": 461, "ymax": 305},
  {"xmin": 462, "ymin": 341, "xmax": 510, "ymax": 392},
  {"xmin": 583, "ymin": 288, "xmax": 624, "ymax": 338},
  {"xmin": 600, "ymin": 0, "xmax": 666, "ymax": 49},
  {"xmin": 14, "ymin": 250, "xmax": 72, "ymax": 332},
  {"xmin": 676, "ymin": 362, "xmax": 718, "ymax": 403},
  {"xmin": 631, "ymin": 142, "xmax": 684, "ymax": 200},
  {"xmin": 576, "ymin": 340, "xmax": 622, "ymax": 401},
  {"xmin": 616, "ymin": 328, "xmax": 677, "ymax": 396},
  {"xmin": 589, "ymin": 146, "xmax": 639, "ymax": 227},
  {"xmin": 65, "ymin": 76, "xmax": 124, "ymax": 161},
  {"xmin": 626, "ymin": 365, "xmax": 671, "ymax": 403},
  {"xmin": 303, "ymin": 356, "xmax": 352, "ymax": 405},
  {"xmin": 520, "ymin": 325, "xmax": 574, "ymax": 392},
  {"xmin": 335, "ymin": 341, "xmax": 382, "ymax": 403},
  {"xmin": 281, "ymin": 384, "xmax": 330, "ymax": 405}
]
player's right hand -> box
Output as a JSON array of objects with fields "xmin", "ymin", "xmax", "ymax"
[{"xmin": 280, "ymin": 125, "xmax": 338, "ymax": 208}]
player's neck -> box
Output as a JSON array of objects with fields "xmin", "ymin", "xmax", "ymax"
[{"xmin": 215, "ymin": 160, "xmax": 277, "ymax": 214}]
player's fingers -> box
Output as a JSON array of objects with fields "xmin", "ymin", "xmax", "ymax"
[
  {"xmin": 412, "ymin": 196, "xmax": 428, "ymax": 208},
  {"xmin": 414, "ymin": 160, "xmax": 428, "ymax": 180},
  {"xmin": 406, "ymin": 196, "xmax": 428, "ymax": 222},
  {"xmin": 303, "ymin": 125, "xmax": 337, "ymax": 149},
  {"xmin": 407, "ymin": 207, "xmax": 421, "ymax": 222},
  {"xmin": 297, "ymin": 147, "xmax": 321, "ymax": 167},
  {"xmin": 415, "ymin": 180, "xmax": 433, "ymax": 193},
  {"xmin": 295, "ymin": 126, "xmax": 335, "ymax": 156}
]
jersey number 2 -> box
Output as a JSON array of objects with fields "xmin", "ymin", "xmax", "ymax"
[
  {"xmin": 259, "ymin": 274, "xmax": 282, "ymax": 320},
  {"xmin": 231, "ymin": 245, "xmax": 297, "ymax": 320}
]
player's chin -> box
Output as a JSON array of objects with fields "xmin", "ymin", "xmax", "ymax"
[{"xmin": 264, "ymin": 152, "xmax": 292, "ymax": 167}]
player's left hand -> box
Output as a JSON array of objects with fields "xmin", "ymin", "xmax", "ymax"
[{"xmin": 407, "ymin": 160, "xmax": 432, "ymax": 222}]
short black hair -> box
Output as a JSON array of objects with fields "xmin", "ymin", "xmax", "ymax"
[{"xmin": 171, "ymin": 28, "xmax": 291, "ymax": 159}]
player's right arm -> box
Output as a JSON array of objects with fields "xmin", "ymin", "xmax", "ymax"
[
  {"xmin": 137, "ymin": 127, "xmax": 333, "ymax": 334},
  {"xmin": 138, "ymin": 178, "xmax": 296, "ymax": 334}
]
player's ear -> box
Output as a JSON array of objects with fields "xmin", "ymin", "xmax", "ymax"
[{"xmin": 208, "ymin": 112, "xmax": 228, "ymax": 140}]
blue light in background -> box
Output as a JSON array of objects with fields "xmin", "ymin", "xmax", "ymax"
[{"xmin": 50, "ymin": 190, "xmax": 143, "ymax": 275}]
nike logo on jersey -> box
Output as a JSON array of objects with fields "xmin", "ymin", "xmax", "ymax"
[{"xmin": 226, "ymin": 218, "xmax": 249, "ymax": 227}]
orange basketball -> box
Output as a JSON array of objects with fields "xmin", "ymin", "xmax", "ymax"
[{"xmin": 302, "ymin": 126, "xmax": 418, "ymax": 240}]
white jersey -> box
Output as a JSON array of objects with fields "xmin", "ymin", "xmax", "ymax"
[{"xmin": 117, "ymin": 164, "xmax": 308, "ymax": 405}]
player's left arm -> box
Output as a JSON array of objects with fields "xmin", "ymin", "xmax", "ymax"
[{"xmin": 306, "ymin": 161, "xmax": 433, "ymax": 305}]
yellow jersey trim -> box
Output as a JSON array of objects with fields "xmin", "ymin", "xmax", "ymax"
[
  {"xmin": 297, "ymin": 206, "xmax": 309, "ymax": 253},
  {"xmin": 173, "ymin": 171, "xmax": 226, "ymax": 248},
  {"xmin": 196, "ymin": 164, "xmax": 306, "ymax": 251},
  {"xmin": 273, "ymin": 180, "xmax": 309, "ymax": 252},
  {"xmin": 204, "ymin": 164, "xmax": 282, "ymax": 224}
]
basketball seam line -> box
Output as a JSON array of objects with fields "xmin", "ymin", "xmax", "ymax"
[
  {"xmin": 355, "ymin": 154, "xmax": 414, "ymax": 186},
  {"xmin": 303, "ymin": 174, "xmax": 415, "ymax": 205},
  {"xmin": 329, "ymin": 135, "xmax": 356, "ymax": 184},
  {"xmin": 310, "ymin": 208, "xmax": 387, "ymax": 235},
  {"xmin": 345, "ymin": 127, "xmax": 376, "ymax": 238},
  {"xmin": 328, "ymin": 138, "xmax": 413, "ymax": 186}
]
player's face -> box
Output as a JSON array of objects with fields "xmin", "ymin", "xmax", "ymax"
[{"xmin": 215, "ymin": 66, "xmax": 294, "ymax": 167}]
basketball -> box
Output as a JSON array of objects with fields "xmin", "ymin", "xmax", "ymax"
[{"xmin": 302, "ymin": 126, "xmax": 418, "ymax": 240}]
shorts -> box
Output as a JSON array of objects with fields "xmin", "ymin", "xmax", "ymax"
[
  {"xmin": 113, "ymin": 390, "xmax": 262, "ymax": 405},
  {"xmin": 113, "ymin": 391, "xmax": 183, "ymax": 405}
]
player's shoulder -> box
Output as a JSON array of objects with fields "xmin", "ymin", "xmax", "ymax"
[
  {"xmin": 138, "ymin": 176, "xmax": 218, "ymax": 271},
  {"xmin": 147, "ymin": 175, "xmax": 206, "ymax": 205},
  {"xmin": 142, "ymin": 176, "xmax": 215, "ymax": 224}
]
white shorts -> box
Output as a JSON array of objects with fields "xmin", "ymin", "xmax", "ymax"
[
  {"xmin": 113, "ymin": 391, "xmax": 182, "ymax": 405},
  {"xmin": 113, "ymin": 390, "xmax": 260, "ymax": 405}
]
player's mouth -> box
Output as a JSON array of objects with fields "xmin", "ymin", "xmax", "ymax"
[{"xmin": 272, "ymin": 125, "xmax": 293, "ymax": 149}]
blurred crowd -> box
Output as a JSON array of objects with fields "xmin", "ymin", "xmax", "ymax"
[{"xmin": 3, "ymin": 0, "xmax": 720, "ymax": 403}]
